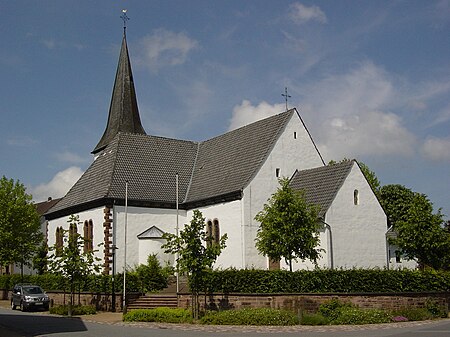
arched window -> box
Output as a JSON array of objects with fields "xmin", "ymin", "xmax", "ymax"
[
  {"xmin": 55, "ymin": 226, "xmax": 63, "ymax": 256},
  {"xmin": 84, "ymin": 220, "xmax": 94, "ymax": 253},
  {"xmin": 206, "ymin": 220, "xmax": 213, "ymax": 247},
  {"xmin": 354, "ymin": 189, "xmax": 359, "ymax": 205},
  {"xmin": 213, "ymin": 219, "xmax": 220, "ymax": 244},
  {"xmin": 69, "ymin": 222, "xmax": 78, "ymax": 249}
]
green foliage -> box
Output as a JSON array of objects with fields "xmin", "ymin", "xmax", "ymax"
[
  {"xmin": 123, "ymin": 308, "xmax": 193, "ymax": 323},
  {"xmin": 330, "ymin": 307, "xmax": 392, "ymax": 325},
  {"xmin": 380, "ymin": 184, "xmax": 450, "ymax": 270},
  {"xmin": 49, "ymin": 304, "xmax": 96, "ymax": 316},
  {"xmin": 255, "ymin": 178, "xmax": 322, "ymax": 271},
  {"xmin": 202, "ymin": 268, "xmax": 450, "ymax": 293},
  {"xmin": 162, "ymin": 210, "xmax": 227, "ymax": 318},
  {"xmin": 129, "ymin": 254, "xmax": 172, "ymax": 293},
  {"xmin": 0, "ymin": 176, "xmax": 42, "ymax": 269},
  {"xmin": 358, "ymin": 162, "xmax": 381, "ymax": 196},
  {"xmin": 300, "ymin": 312, "xmax": 329, "ymax": 325},
  {"xmin": 33, "ymin": 242, "xmax": 48, "ymax": 275},
  {"xmin": 318, "ymin": 298, "xmax": 353, "ymax": 321},
  {"xmin": 392, "ymin": 308, "xmax": 434, "ymax": 321},
  {"xmin": 200, "ymin": 308, "xmax": 299, "ymax": 326}
]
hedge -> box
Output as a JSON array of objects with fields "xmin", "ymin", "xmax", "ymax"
[
  {"xmin": 203, "ymin": 268, "xmax": 450, "ymax": 293},
  {"xmin": 2, "ymin": 268, "xmax": 450, "ymax": 294}
]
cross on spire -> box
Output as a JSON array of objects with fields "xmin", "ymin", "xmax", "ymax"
[
  {"xmin": 281, "ymin": 87, "xmax": 291, "ymax": 112},
  {"xmin": 120, "ymin": 9, "xmax": 130, "ymax": 33}
]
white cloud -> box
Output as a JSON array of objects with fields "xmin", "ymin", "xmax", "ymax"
[
  {"xmin": 7, "ymin": 136, "xmax": 38, "ymax": 147},
  {"xmin": 288, "ymin": 3, "xmax": 327, "ymax": 24},
  {"xmin": 30, "ymin": 166, "xmax": 83, "ymax": 202},
  {"xmin": 292, "ymin": 61, "xmax": 416, "ymax": 161},
  {"xmin": 228, "ymin": 100, "xmax": 285, "ymax": 131},
  {"xmin": 135, "ymin": 29, "xmax": 198, "ymax": 72},
  {"xmin": 421, "ymin": 136, "xmax": 450, "ymax": 161},
  {"xmin": 318, "ymin": 111, "xmax": 416, "ymax": 161},
  {"xmin": 55, "ymin": 151, "xmax": 89, "ymax": 165},
  {"xmin": 42, "ymin": 39, "xmax": 56, "ymax": 49}
]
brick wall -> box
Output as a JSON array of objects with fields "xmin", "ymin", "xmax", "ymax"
[{"xmin": 178, "ymin": 292, "xmax": 450, "ymax": 313}]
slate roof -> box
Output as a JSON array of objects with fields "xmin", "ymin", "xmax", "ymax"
[
  {"xmin": 92, "ymin": 33, "xmax": 146, "ymax": 155},
  {"xmin": 46, "ymin": 110, "xmax": 296, "ymax": 219},
  {"xmin": 290, "ymin": 160, "xmax": 355, "ymax": 218},
  {"xmin": 35, "ymin": 198, "xmax": 61, "ymax": 216},
  {"xmin": 186, "ymin": 110, "xmax": 294, "ymax": 203}
]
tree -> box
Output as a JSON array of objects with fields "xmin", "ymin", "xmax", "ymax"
[
  {"xmin": 0, "ymin": 176, "xmax": 42, "ymax": 276},
  {"xmin": 162, "ymin": 210, "xmax": 227, "ymax": 319},
  {"xmin": 358, "ymin": 162, "xmax": 381, "ymax": 196},
  {"xmin": 48, "ymin": 214, "xmax": 101, "ymax": 316},
  {"xmin": 255, "ymin": 177, "xmax": 322, "ymax": 271},
  {"xmin": 380, "ymin": 184, "xmax": 450, "ymax": 269}
]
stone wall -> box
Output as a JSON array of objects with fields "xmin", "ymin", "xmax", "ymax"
[
  {"xmin": 2, "ymin": 289, "xmax": 140, "ymax": 312},
  {"xmin": 178, "ymin": 292, "xmax": 450, "ymax": 313}
]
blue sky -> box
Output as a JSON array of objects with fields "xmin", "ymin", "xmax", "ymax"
[{"xmin": 0, "ymin": 1, "xmax": 449, "ymax": 218}]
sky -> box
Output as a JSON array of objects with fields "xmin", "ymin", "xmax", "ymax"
[{"xmin": 0, "ymin": 1, "xmax": 449, "ymax": 219}]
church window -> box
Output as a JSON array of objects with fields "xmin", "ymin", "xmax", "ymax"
[
  {"xmin": 69, "ymin": 222, "xmax": 78, "ymax": 249},
  {"xmin": 206, "ymin": 219, "xmax": 220, "ymax": 246},
  {"xmin": 213, "ymin": 219, "xmax": 220, "ymax": 244},
  {"xmin": 55, "ymin": 226, "xmax": 63, "ymax": 256},
  {"xmin": 206, "ymin": 220, "xmax": 213, "ymax": 248},
  {"xmin": 276, "ymin": 168, "xmax": 280, "ymax": 177},
  {"xmin": 294, "ymin": 132, "xmax": 297, "ymax": 139},
  {"xmin": 84, "ymin": 220, "xmax": 94, "ymax": 253},
  {"xmin": 353, "ymin": 189, "xmax": 359, "ymax": 205}
]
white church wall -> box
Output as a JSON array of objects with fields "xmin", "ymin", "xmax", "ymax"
[
  {"xmin": 113, "ymin": 206, "xmax": 187, "ymax": 271},
  {"xmin": 242, "ymin": 112, "xmax": 325, "ymax": 269},
  {"xmin": 47, "ymin": 207, "xmax": 106, "ymax": 270},
  {"xmin": 188, "ymin": 199, "xmax": 244, "ymax": 269},
  {"xmin": 324, "ymin": 163, "xmax": 387, "ymax": 268},
  {"xmin": 280, "ymin": 226, "xmax": 330, "ymax": 271}
]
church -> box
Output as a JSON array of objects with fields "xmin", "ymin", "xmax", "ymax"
[{"xmin": 45, "ymin": 29, "xmax": 393, "ymax": 273}]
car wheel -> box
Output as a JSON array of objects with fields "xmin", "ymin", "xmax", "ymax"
[
  {"xmin": 20, "ymin": 301, "xmax": 26, "ymax": 312},
  {"xmin": 11, "ymin": 301, "xmax": 16, "ymax": 310}
]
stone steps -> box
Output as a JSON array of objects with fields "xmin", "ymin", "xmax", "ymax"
[{"xmin": 127, "ymin": 294, "xmax": 178, "ymax": 310}]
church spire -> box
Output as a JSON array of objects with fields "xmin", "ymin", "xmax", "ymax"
[{"xmin": 92, "ymin": 25, "xmax": 146, "ymax": 155}]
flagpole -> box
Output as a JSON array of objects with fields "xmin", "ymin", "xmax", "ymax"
[
  {"xmin": 176, "ymin": 173, "xmax": 179, "ymax": 293},
  {"xmin": 123, "ymin": 180, "xmax": 128, "ymax": 313}
]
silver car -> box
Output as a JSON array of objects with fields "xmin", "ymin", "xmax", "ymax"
[{"xmin": 11, "ymin": 284, "xmax": 50, "ymax": 311}]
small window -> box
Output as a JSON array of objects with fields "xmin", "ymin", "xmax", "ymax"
[
  {"xmin": 353, "ymin": 189, "xmax": 359, "ymax": 205},
  {"xmin": 213, "ymin": 219, "xmax": 220, "ymax": 244},
  {"xmin": 276, "ymin": 168, "xmax": 280, "ymax": 177},
  {"xmin": 293, "ymin": 132, "xmax": 297, "ymax": 139},
  {"xmin": 206, "ymin": 220, "xmax": 213, "ymax": 248},
  {"xmin": 395, "ymin": 251, "xmax": 402, "ymax": 263}
]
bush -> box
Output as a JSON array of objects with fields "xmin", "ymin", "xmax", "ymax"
[
  {"xmin": 318, "ymin": 298, "xmax": 353, "ymax": 321},
  {"xmin": 300, "ymin": 312, "xmax": 329, "ymax": 325},
  {"xmin": 49, "ymin": 305, "xmax": 96, "ymax": 316},
  {"xmin": 200, "ymin": 308, "xmax": 299, "ymax": 326},
  {"xmin": 123, "ymin": 308, "xmax": 193, "ymax": 323},
  {"xmin": 330, "ymin": 307, "xmax": 392, "ymax": 325},
  {"xmin": 129, "ymin": 254, "xmax": 172, "ymax": 293},
  {"xmin": 203, "ymin": 268, "xmax": 450, "ymax": 293}
]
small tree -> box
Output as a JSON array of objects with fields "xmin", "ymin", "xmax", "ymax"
[
  {"xmin": 380, "ymin": 185, "xmax": 449, "ymax": 269},
  {"xmin": 255, "ymin": 177, "xmax": 322, "ymax": 271},
  {"xmin": 0, "ymin": 176, "xmax": 42, "ymax": 277},
  {"xmin": 48, "ymin": 214, "xmax": 101, "ymax": 316},
  {"xmin": 162, "ymin": 210, "xmax": 227, "ymax": 319}
]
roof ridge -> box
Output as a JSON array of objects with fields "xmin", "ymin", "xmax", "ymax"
[
  {"xmin": 295, "ymin": 109, "xmax": 325, "ymax": 166},
  {"xmin": 183, "ymin": 141, "xmax": 201, "ymax": 203}
]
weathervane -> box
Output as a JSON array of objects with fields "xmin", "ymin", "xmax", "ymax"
[
  {"xmin": 120, "ymin": 9, "xmax": 130, "ymax": 32},
  {"xmin": 281, "ymin": 87, "xmax": 291, "ymax": 112}
]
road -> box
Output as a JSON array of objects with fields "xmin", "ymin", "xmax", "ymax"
[{"xmin": 0, "ymin": 306, "xmax": 450, "ymax": 337}]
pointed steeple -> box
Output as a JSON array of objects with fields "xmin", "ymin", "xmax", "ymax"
[{"xmin": 92, "ymin": 31, "xmax": 146, "ymax": 155}]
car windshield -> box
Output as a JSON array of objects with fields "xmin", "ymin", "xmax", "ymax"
[{"xmin": 22, "ymin": 286, "xmax": 43, "ymax": 295}]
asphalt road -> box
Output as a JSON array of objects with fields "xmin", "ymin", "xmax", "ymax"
[{"xmin": 1, "ymin": 306, "xmax": 450, "ymax": 337}]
